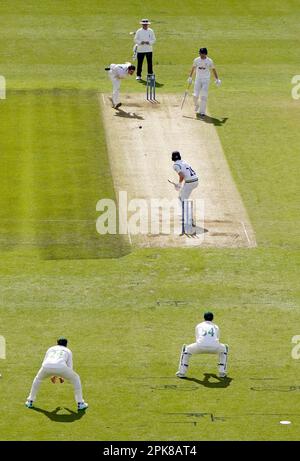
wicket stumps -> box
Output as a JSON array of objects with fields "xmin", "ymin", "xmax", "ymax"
[
  {"xmin": 181, "ymin": 199, "xmax": 195, "ymax": 235},
  {"xmin": 146, "ymin": 74, "xmax": 156, "ymax": 101}
]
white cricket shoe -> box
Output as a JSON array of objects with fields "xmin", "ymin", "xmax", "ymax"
[
  {"xmin": 176, "ymin": 372, "xmax": 186, "ymax": 378},
  {"xmin": 136, "ymin": 76, "xmax": 142, "ymax": 80},
  {"xmin": 78, "ymin": 402, "xmax": 89, "ymax": 411},
  {"xmin": 25, "ymin": 400, "xmax": 33, "ymax": 408},
  {"xmin": 219, "ymin": 372, "xmax": 227, "ymax": 378}
]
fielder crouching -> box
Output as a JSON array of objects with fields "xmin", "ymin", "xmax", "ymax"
[
  {"xmin": 176, "ymin": 311, "xmax": 229, "ymax": 378},
  {"xmin": 25, "ymin": 337, "xmax": 88, "ymax": 411}
]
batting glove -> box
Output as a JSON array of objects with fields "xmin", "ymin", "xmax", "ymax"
[
  {"xmin": 187, "ymin": 77, "xmax": 193, "ymax": 85},
  {"xmin": 215, "ymin": 79, "xmax": 221, "ymax": 87}
]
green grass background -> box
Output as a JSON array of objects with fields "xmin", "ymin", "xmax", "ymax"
[{"xmin": 0, "ymin": 0, "xmax": 300, "ymax": 440}]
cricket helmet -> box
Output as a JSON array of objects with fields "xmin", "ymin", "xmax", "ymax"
[
  {"xmin": 204, "ymin": 312, "xmax": 214, "ymax": 321},
  {"xmin": 171, "ymin": 151, "xmax": 181, "ymax": 161}
]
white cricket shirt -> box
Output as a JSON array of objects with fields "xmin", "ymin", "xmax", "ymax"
[
  {"xmin": 134, "ymin": 28, "xmax": 156, "ymax": 53},
  {"xmin": 193, "ymin": 56, "xmax": 214, "ymax": 79},
  {"xmin": 173, "ymin": 160, "xmax": 198, "ymax": 182},
  {"xmin": 42, "ymin": 345, "xmax": 73, "ymax": 369},
  {"xmin": 109, "ymin": 63, "xmax": 131, "ymax": 79},
  {"xmin": 195, "ymin": 321, "xmax": 220, "ymax": 346}
]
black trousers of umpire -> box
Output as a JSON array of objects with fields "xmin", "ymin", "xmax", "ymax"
[{"xmin": 137, "ymin": 52, "xmax": 153, "ymax": 77}]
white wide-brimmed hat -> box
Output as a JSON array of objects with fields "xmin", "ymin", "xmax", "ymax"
[{"xmin": 140, "ymin": 18, "xmax": 151, "ymax": 24}]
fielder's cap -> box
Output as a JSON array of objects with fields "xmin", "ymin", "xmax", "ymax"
[
  {"xmin": 199, "ymin": 47, "xmax": 208, "ymax": 54},
  {"xmin": 57, "ymin": 336, "xmax": 68, "ymax": 345},
  {"xmin": 204, "ymin": 311, "xmax": 214, "ymax": 320},
  {"xmin": 140, "ymin": 18, "xmax": 151, "ymax": 24}
]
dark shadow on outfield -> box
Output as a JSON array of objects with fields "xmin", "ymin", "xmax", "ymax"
[
  {"xmin": 31, "ymin": 406, "xmax": 87, "ymax": 422},
  {"xmin": 184, "ymin": 373, "xmax": 232, "ymax": 388},
  {"xmin": 183, "ymin": 115, "xmax": 228, "ymax": 126},
  {"xmin": 114, "ymin": 108, "xmax": 144, "ymax": 120},
  {"xmin": 199, "ymin": 115, "xmax": 228, "ymax": 126}
]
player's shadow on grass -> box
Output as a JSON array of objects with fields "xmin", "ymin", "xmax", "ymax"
[
  {"xmin": 114, "ymin": 108, "xmax": 144, "ymax": 120},
  {"xmin": 31, "ymin": 406, "xmax": 87, "ymax": 422},
  {"xmin": 183, "ymin": 115, "xmax": 228, "ymax": 126},
  {"xmin": 198, "ymin": 115, "xmax": 228, "ymax": 126},
  {"xmin": 184, "ymin": 373, "xmax": 232, "ymax": 388}
]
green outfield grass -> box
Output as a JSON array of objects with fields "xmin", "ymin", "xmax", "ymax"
[{"xmin": 0, "ymin": 0, "xmax": 300, "ymax": 441}]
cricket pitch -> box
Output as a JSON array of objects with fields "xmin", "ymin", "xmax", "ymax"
[{"xmin": 100, "ymin": 93, "xmax": 256, "ymax": 248}]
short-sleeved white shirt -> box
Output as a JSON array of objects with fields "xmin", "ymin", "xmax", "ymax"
[
  {"xmin": 173, "ymin": 160, "xmax": 198, "ymax": 182},
  {"xmin": 109, "ymin": 63, "xmax": 131, "ymax": 79},
  {"xmin": 193, "ymin": 56, "xmax": 214, "ymax": 79},
  {"xmin": 195, "ymin": 321, "xmax": 220, "ymax": 346},
  {"xmin": 42, "ymin": 345, "xmax": 73, "ymax": 369}
]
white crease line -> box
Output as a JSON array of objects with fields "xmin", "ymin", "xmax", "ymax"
[
  {"xmin": 127, "ymin": 230, "xmax": 132, "ymax": 246},
  {"xmin": 241, "ymin": 221, "xmax": 251, "ymax": 247}
]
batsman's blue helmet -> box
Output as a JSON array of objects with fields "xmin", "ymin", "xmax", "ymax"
[{"xmin": 172, "ymin": 151, "xmax": 181, "ymax": 161}]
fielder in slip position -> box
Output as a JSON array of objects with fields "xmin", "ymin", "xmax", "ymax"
[
  {"xmin": 187, "ymin": 47, "xmax": 221, "ymax": 117},
  {"xmin": 25, "ymin": 337, "xmax": 88, "ymax": 411},
  {"xmin": 176, "ymin": 312, "xmax": 229, "ymax": 378},
  {"xmin": 105, "ymin": 62, "xmax": 136, "ymax": 109}
]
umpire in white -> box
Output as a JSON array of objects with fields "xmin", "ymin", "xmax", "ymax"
[
  {"xmin": 176, "ymin": 312, "xmax": 229, "ymax": 378},
  {"xmin": 134, "ymin": 19, "xmax": 156, "ymax": 80}
]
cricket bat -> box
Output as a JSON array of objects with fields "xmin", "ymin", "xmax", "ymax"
[{"xmin": 180, "ymin": 82, "xmax": 191, "ymax": 110}]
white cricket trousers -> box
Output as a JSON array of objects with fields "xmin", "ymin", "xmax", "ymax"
[
  {"xmin": 178, "ymin": 180, "xmax": 198, "ymax": 219},
  {"xmin": 193, "ymin": 78, "xmax": 210, "ymax": 114},
  {"xmin": 178, "ymin": 342, "xmax": 229, "ymax": 376},
  {"xmin": 27, "ymin": 365, "xmax": 84, "ymax": 403},
  {"xmin": 109, "ymin": 72, "xmax": 121, "ymax": 106},
  {"xmin": 179, "ymin": 181, "xmax": 199, "ymax": 202}
]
